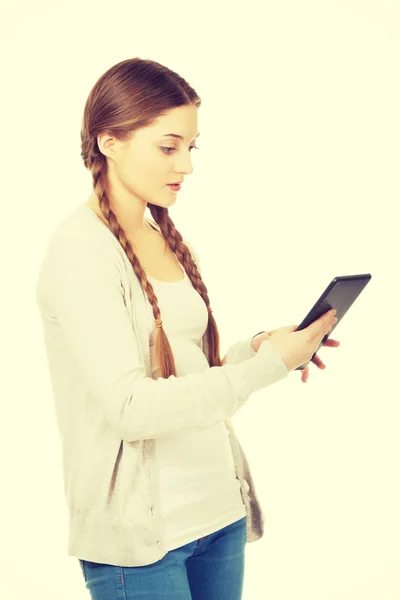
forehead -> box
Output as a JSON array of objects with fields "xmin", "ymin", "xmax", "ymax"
[{"xmin": 151, "ymin": 105, "xmax": 199, "ymax": 137}]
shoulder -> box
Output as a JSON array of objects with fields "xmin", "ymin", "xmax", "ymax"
[{"xmin": 39, "ymin": 206, "xmax": 124, "ymax": 278}]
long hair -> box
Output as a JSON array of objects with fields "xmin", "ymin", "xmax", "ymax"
[{"xmin": 80, "ymin": 57, "xmax": 221, "ymax": 379}]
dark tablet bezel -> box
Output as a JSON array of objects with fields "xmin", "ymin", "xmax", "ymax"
[{"xmin": 295, "ymin": 273, "xmax": 372, "ymax": 370}]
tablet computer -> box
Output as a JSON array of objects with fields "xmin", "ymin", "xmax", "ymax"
[{"xmin": 295, "ymin": 273, "xmax": 372, "ymax": 370}]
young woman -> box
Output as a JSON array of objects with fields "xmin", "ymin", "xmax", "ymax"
[{"xmin": 36, "ymin": 57, "xmax": 336, "ymax": 599}]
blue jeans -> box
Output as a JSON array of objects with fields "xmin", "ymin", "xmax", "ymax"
[{"xmin": 78, "ymin": 516, "xmax": 246, "ymax": 599}]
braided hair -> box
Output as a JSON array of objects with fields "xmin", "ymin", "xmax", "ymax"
[{"xmin": 80, "ymin": 58, "xmax": 221, "ymax": 379}]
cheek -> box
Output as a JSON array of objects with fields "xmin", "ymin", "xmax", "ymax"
[
  {"xmin": 121, "ymin": 149, "xmax": 169, "ymax": 186},
  {"xmin": 151, "ymin": 155, "xmax": 171, "ymax": 183},
  {"xmin": 120, "ymin": 153, "xmax": 148, "ymax": 180}
]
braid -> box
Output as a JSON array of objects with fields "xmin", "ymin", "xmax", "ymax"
[
  {"xmin": 83, "ymin": 135, "xmax": 219, "ymax": 378},
  {"xmin": 155, "ymin": 306, "xmax": 213, "ymax": 329}
]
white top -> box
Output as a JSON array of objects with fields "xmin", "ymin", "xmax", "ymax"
[{"xmin": 35, "ymin": 203, "xmax": 289, "ymax": 566}]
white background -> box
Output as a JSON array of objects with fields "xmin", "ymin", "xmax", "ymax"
[{"xmin": 1, "ymin": 0, "xmax": 399, "ymax": 598}]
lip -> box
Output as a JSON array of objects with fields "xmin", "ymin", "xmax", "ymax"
[{"xmin": 167, "ymin": 183, "xmax": 181, "ymax": 191}]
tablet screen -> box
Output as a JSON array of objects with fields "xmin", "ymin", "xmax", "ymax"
[{"xmin": 295, "ymin": 273, "xmax": 371, "ymax": 370}]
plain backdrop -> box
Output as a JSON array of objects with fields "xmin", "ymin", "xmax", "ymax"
[{"xmin": 1, "ymin": 0, "xmax": 399, "ymax": 598}]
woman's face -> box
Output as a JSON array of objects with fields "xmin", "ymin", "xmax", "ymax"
[{"xmin": 100, "ymin": 104, "xmax": 200, "ymax": 211}]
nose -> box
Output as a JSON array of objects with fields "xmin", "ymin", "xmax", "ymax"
[{"xmin": 174, "ymin": 154, "xmax": 194, "ymax": 177}]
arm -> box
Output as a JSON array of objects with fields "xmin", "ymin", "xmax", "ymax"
[{"xmin": 37, "ymin": 234, "xmax": 288, "ymax": 443}]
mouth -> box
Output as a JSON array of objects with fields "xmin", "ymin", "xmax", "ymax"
[{"xmin": 167, "ymin": 183, "xmax": 181, "ymax": 191}]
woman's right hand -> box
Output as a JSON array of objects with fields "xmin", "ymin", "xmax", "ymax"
[{"xmin": 262, "ymin": 309, "xmax": 337, "ymax": 373}]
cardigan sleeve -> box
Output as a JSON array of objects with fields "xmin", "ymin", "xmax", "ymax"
[{"xmin": 37, "ymin": 233, "xmax": 288, "ymax": 442}]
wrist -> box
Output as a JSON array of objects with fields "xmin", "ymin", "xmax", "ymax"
[{"xmin": 251, "ymin": 331, "xmax": 268, "ymax": 352}]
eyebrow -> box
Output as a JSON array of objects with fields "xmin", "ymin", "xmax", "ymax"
[{"xmin": 162, "ymin": 133, "xmax": 200, "ymax": 140}]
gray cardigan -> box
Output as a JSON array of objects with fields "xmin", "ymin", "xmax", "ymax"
[{"xmin": 35, "ymin": 204, "xmax": 289, "ymax": 567}]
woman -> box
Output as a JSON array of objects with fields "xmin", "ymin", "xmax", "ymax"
[{"xmin": 35, "ymin": 57, "xmax": 336, "ymax": 599}]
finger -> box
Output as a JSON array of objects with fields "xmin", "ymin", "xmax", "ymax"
[
  {"xmin": 322, "ymin": 339, "xmax": 340, "ymax": 347},
  {"xmin": 311, "ymin": 354, "xmax": 326, "ymax": 369},
  {"xmin": 301, "ymin": 366, "xmax": 309, "ymax": 382}
]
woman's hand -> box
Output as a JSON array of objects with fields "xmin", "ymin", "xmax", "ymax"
[
  {"xmin": 251, "ymin": 329, "xmax": 340, "ymax": 381},
  {"xmin": 251, "ymin": 330, "xmax": 276, "ymax": 352},
  {"xmin": 298, "ymin": 337, "xmax": 340, "ymax": 382}
]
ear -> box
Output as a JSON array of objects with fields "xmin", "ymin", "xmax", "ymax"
[{"xmin": 97, "ymin": 133, "xmax": 119, "ymax": 159}]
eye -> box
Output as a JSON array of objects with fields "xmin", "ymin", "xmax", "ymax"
[{"xmin": 161, "ymin": 145, "xmax": 199, "ymax": 155}]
